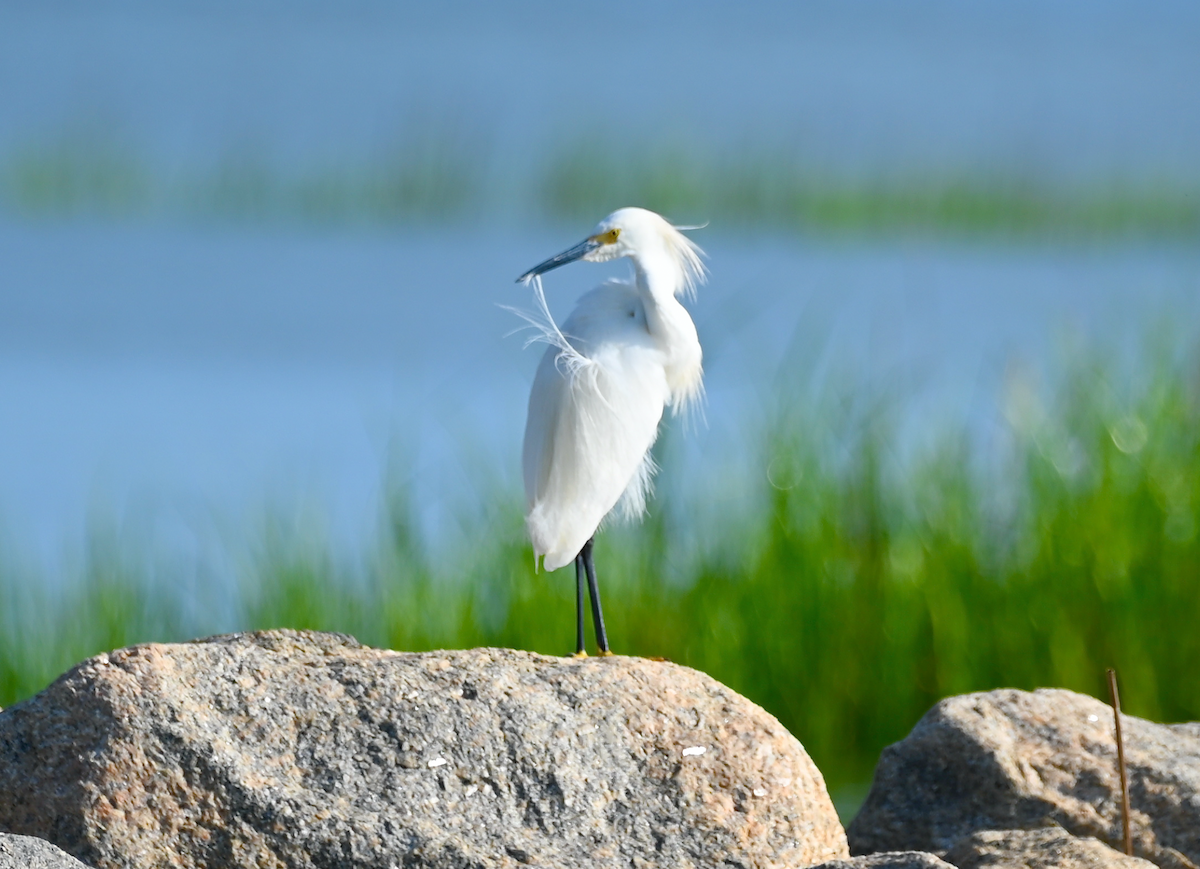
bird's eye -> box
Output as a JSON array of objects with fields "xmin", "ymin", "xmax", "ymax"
[{"xmin": 597, "ymin": 228, "xmax": 621, "ymax": 245}]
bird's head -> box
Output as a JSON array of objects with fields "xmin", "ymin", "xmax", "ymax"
[{"xmin": 517, "ymin": 207, "xmax": 706, "ymax": 298}]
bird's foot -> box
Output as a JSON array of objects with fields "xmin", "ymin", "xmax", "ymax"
[
  {"xmin": 569, "ymin": 650, "xmax": 589, "ymax": 659},
  {"xmin": 597, "ymin": 649, "xmax": 615, "ymax": 657}
]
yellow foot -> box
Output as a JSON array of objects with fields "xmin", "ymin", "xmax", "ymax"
[
  {"xmin": 569, "ymin": 650, "xmax": 589, "ymax": 659},
  {"xmin": 597, "ymin": 649, "xmax": 616, "ymax": 657}
]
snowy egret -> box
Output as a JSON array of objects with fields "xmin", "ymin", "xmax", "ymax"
[{"xmin": 514, "ymin": 207, "xmax": 706, "ymax": 656}]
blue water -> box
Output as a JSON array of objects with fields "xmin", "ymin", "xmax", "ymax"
[
  {"xmin": 2, "ymin": 216, "xmax": 1197, "ymax": 572},
  {"xmin": 2, "ymin": 1, "xmax": 1198, "ymax": 179},
  {"xmin": 1, "ymin": 1, "xmax": 1198, "ymax": 575}
]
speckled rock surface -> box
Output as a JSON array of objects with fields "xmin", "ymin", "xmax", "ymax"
[
  {"xmin": 944, "ymin": 828, "xmax": 1159, "ymax": 869},
  {"xmin": 0, "ymin": 833, "xmax": 96, "ymax": 869},
  {"xmin": 0, "ymin": 630, "xmax": 847, "ymax": 869},
  {"xmin": 810, "ymin": 851, "xmax": 954, "ymax": 869},
  {"xmin": 847, "ymin": 689, "xmax": 1200, "ymax": 869}
]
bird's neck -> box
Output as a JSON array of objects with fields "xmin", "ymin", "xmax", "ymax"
[
  {"xmin": 631, "ymin": 250, "xmax": 703, "ymax": 413},
  {"xmin": 632, "ymin": 250, "xmax": 684, "ymax": 307}
]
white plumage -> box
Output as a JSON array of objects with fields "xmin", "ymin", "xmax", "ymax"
[{"xmin": 512, "ymin": 208, "xmax": 705, "ymax": 654}]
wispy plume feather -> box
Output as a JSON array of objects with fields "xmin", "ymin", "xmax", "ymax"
[
  {"xmin": 502, "ymin": 276, "xmax": 595, "ymax": 378},
  {"xmin": 667, "ymin": 221, "xmax": 708, "ymax": 301}
]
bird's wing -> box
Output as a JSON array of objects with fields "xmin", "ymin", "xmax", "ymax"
[{"xmin": 522, "ymin": 282, "xmax": 670, "ymax": 571}]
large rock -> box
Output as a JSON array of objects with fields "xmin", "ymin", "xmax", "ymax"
[
  {"xmin": 0, "ymin": 630, "xmax": 847, "ymax": 869},
  {"xmin": 944, "ymin": 828, "xmax": 1158, "ymax": 869},
  {"xmin": 0, "ymin": 833, "xmax": 96, "ymax": 869},
  {"xmin": 847, "ymin": 688, "xmax": 1200, "ymax": 869}
]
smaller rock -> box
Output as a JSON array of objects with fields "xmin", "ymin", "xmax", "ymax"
[
  {"xmin": 945, "ymin": 828, "xmax": 1159, "ymax": 869},
  {"xmin": 847, "ymin": 688, "xmax": 1200, "ymax": 868},
  {"xmin": 0, "ymin": 833, "xmax": 96, "ymax": 869},
  {"xmin": 811, "ymin": 852, "xmax": 955, "ymax": 869}
]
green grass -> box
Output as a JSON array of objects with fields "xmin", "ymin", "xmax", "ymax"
[
  {"xmin": 2, "ymin": 132, "xmax": 1197, "ymax": 238},
  {"xmin": 539, "ymin": 139, "xmax": 1200, "ymax": 239},
  {"xmin": 0, "ymin": 126, "xmax": 486, "ymax": 225},
  {"xmin": 1, "ymin": 142, "xmax": 153, "ymax": 218},
  {"xmin": 2, "ymin": 341, "xmax": 1199, "ymax": 820}
]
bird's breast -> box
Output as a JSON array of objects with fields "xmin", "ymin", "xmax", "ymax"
[{"xmin": 557, "ymin": 278, "xmax": 701, "ymax": 410}]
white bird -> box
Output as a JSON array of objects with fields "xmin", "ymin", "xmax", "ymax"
[{"xmin": 514, "ymin": 207, "xmax": 706, "ymax": 656}]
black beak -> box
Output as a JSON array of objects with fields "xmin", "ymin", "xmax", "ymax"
[{"xmin": 516, "ymin": 238, "xmax": 601, "ymax": 283}]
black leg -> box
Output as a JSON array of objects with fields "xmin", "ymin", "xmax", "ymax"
[
  {"xmin": 581, "ymin": 537, "xmax": 611, "ymax": 654},
  {"xmin": 573, "ymin": 551, "xmax": 587, "ymax": 656}
]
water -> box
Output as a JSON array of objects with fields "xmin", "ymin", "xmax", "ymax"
[
  {"xmin": 1, "ymin": 0, "xmax": 1198, "ymax": 574},
  {"xmin": 2, "ymin": 215, "xmax": 1197, "ymax": 572},
  {"xmin": 2, "ymin": 1, "xmax": 1197, "ymax": 180}
]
